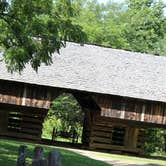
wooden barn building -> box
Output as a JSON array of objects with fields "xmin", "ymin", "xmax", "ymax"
[{"xmin": 0, "ymin": 42, "xmax": 166, "ymax": 154}]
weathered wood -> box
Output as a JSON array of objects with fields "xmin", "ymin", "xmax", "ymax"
[
  {"xmin": 48, "ymin": 151, "xmax": 61, "ymax": 166},
  {"xmin": 32, "ymin": 159, "xmax": 48, "ymax": 166},
  {"xmin": 17, "ymin": 145, "xmax": 27, "ymax": 166},
  {"xmin": 124, "ymin": 127, "xmax": 138, "ymax": 148},
  {"xmin": 88, "ymin": 113, "xmax": 146, "ymax": 153},
  {"xmin": 93, "ymin": 115, "xmax": 166, "ymax": 129},
  {"xmin": 93, "ymin": 94, "xmax": 166, "ymax": 125},
  {"xmin": 92, "ymin": 125, "xmax": 113, "ymax": 132},
  {"xmin": 91, "ymin": 131, "xmax": 112, "ymax": 137},
  {"xmin": 0, "ymin": 109, "xmax": 8, "ymax": 134},
  {"xmin": 90, "ymin": 136, "xmax": 112, "ymax": 144},
  {"xmin": 0, "ymin": 103, "xmax": 48, "ymax": 141},
  {"xmin": 34, "ymin": 147, "xmax": 43, "ymax": 160},
  {"xmin": 32, "ymin": 147, "xmax": 48, "ymax": 166},
  {"xmin": 82, "ymin": 108, "xmax": 93, "ymax": 146},
  {"xmin": 5, "ymin": 132, "xmax": 39, "ymax": 140},
  {"xmin": 0, "ymin": 80, "xmax": 61, "ymax": 109}
]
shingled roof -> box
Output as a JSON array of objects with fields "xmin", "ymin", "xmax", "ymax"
[{"xmin": 0, "ymin": 42, "xmax": 166, "ymax": 103}]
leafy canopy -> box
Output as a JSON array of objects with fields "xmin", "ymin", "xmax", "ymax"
[
  {"xmin": 0, "ymin": 0, "xmax": 86, "ymax": 72},
  {"xmin": 48, "ymin": 93, "xmax": 84, "ymax": 132},
  {"xmin": 73, "ymin": 0, "xmax": 166, "ymax": 55}
]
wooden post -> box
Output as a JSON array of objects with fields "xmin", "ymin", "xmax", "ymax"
[
  {"xmin": 32, "ymin": 160, "xmax": 48, "ymax": 166},
  {"xmin": 48, "ymin": 151, "xmax": 61, "ymax": 166},
  {"xmin": 0, "ymin": 109, "xmax": 8, "ymax": 135},
  {"xmin": 17, "ymin": 145, "xmax": 27, "ymax": 166},
  {"xmin": 32, "ymin": 146, "xmax": 47, "ymax": 166},
  {"xmin": 52, "ymin": 127, "xmax": 56, "ymax": 141}
]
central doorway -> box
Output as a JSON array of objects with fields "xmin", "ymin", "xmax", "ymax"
[{"xmin": 42, "ymin": 93, "xmax": 84, "ymax": 144}]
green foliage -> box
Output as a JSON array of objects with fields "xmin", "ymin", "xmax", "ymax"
[
  {"xmin": 50, "ymin": 93, "xmax": 83, "ymax": 130},
  {"xmin": 123, "ymin": 0, "xmax": 166, "ymax": 54},
  {"xmin": 0, "ymin": 0, "xmax": 87, "ymax": 72},
  {"xmin": 42, "ymin": 93, "xmax": 83, "ymax": 140},
  {"xmin": 144, "ymin": 128, "xmax": 166, "ymax": 154},
  {"xmin": 42, "ymin": 116, "xmax": 62, "ymax": 139},
  {"xmin": 73, "ymin": 0, "xmax": 166, "ymax": 55}
]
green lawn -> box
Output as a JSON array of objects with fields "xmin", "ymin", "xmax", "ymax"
[
  {"xmin": 0, "ymin": 139, "xmax": 110, "ymax": 166},
  {"xmin": 86, "ymin": 151, "xmax": 166, "ymax": 166},
  {"xmin": 0, "ymin": 139, "xmax": 166, "ymax": 166}
]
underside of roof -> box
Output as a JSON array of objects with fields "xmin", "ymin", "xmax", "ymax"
[{"xmin": 0, "ymin": 42, "xmax": 166, "ymax": 103}]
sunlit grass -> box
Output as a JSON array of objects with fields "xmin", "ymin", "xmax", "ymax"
[
  {"xmin": 0, "ymin": 139, "xmax": 110, "ymax": 166},
  {"xmin": 81, "ymin": 150, "xmax": 166, "ymax": 166}
]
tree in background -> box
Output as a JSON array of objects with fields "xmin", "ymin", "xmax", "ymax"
[
  {"xmin": 42, "ymin": 93, "xmax": 84, "ymax": 140},
  {"xmin": 123, "ymin": 0, "xmax": 166, "ymax": 54},
  {"xmin": 73, "ymin": 0, "xmax": 166, "ymax": 55},
  {"xmin": 144, "ymin": 128, "xmax": 166, "ymax": 154},
  {"xmin": 0, "ymin": 0, "xmax": 86, "ymax": 72}
]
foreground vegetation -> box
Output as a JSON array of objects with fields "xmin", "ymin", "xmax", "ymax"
[
  {"xmin": 0, "ymin": 139, "xmax": 110, "ymax": 166},
  {"xmin": 0, "ymin": 139, "xmax": 166, "ymax": 166}
]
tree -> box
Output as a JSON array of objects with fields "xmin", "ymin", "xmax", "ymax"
[
  {"xmin": 42, "ymin": 93, "xmax": 84, "ymax": 139},
  {"xmin": 73, "ymin": 0, "xmax": 166, "ymax": 55},
  {"xmin": 144, "ymin": 128, "xmax": 166, "ymax": 154},
  {"xmin": 0, "ymin": 0, "xmax": 86, "ymax": 72},
  {"xmin": 123, "ymin": 0, "xmax": 166, "ymax": 54}
]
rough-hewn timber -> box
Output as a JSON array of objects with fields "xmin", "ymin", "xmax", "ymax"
[
  {"xmin": 0, "ymin": 80, "xmax": 61, "ymax": 109},
  {"xmin": 93, "ymin": 95, "xmax": 166, "ymax": 125},
  {"xmin": 89, "ymin": 113, "xmax": 146, "ymax": 153}
]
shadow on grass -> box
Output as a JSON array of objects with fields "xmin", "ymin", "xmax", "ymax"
[{"xmin": 0, "ymin": 139, "xmax": 110, "ymax": 166}]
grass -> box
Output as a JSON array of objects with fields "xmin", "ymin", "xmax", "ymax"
[
  {"xmin": 0, "ymin": 139, "xmax": 166, "ymax": 166},
  {"xmin": 0, "ymin": 139, "xmax": 110, "ymax": 166},
  {"xmin": 86, "ymin": 151, "xmax": 166, "ymax": 166}
]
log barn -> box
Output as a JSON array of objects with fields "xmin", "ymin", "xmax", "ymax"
[{"xmin": 0, "ymin": 42, "xmax": 166, "ymax": 154}]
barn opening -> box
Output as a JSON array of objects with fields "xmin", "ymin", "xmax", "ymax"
[{"xmin": 42, "ymin": 93, "xmax": 84, "ymax": 144}]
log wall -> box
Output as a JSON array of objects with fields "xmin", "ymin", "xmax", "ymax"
[
  {"xmin": 93, "ymin": 95, "xmax": 166, "ymax": 125},
  {"xmin": 0, "ymin": 103, "xmax": 48, "ymax": 141},
  {"xmin": 0, "ymin": 80, "xmax": 61, "ymax": 141},
  {"xmin": 0, "ymin": 80, "xmax": 60, "ymax": 109},
  {"xmin": 89, "ymin": 113, "xmax": 145, "ymax": 153}
]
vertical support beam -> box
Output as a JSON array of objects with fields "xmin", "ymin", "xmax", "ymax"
[
  {"xmin": 21, "ymin": 85, "xmax": 27, "ymax": 106},
  {"xmin": 82, "ymin": 108, "xmax": 92, "ymax": 146},
  {"xmin": 124, "ymin": 127, "xmax": 139, "ymax": 149},
  {"xmin": 120, "ymin": 101, "xmax": 126, "ymax": 119},
  {"xmin": 141, "ymin": 104, "xmax": 146, "ymax": 122},
  {"xmin": 0, "ymin": 109, "xmax": 8, "ymax": 135}
]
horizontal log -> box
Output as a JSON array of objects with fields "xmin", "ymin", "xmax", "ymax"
[
  {"xmin": 20, "ymin": 128, "xmax": 41, "ymax": 135},
  {"xmin": 8, "ymin": 118, "xmax": 43, "ymax": 126},
  {"xmin": 0, "ymin": 94, "xmax": 51, "ymax": 109},
  {"xmin": 91, "ymin": 131, "xmax": 112, "ymax": 138},
  {"xmin": 8, "ymin": 115, "xmax": 44, "ymax": 124},
  {"xmin": 4, "ymin": 132, "xmax": 39, "ymax": 140},
  {"xmin": 90, "ymin": 136, "xmax": 112, "ymax": 144},
  {"xmin": 20, "ymin": 123, "xmax": 43, "ymax": 130},
  {"xmin": 92, "ymin": 125, "xmax": 113, "ymax": 132},
  {"xmin": 93, "ymin": 116, "xmax": 166, "ymax": 129},
  {"xmin": 7, "ymin": 127, "xmax": 41, "ymax": 136}
]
